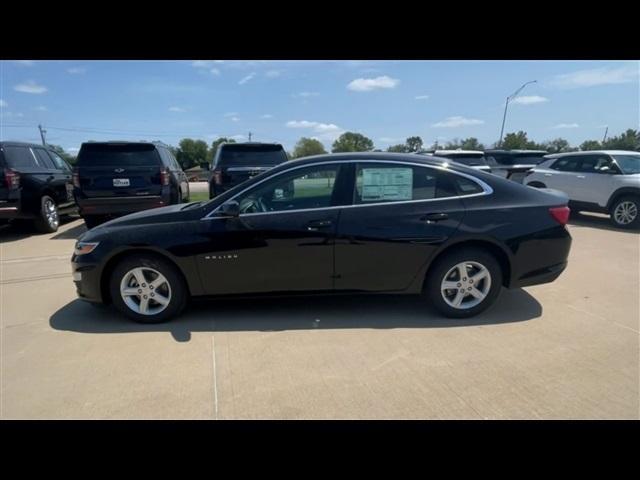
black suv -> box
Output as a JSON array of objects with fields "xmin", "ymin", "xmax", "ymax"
[
  {"xmin": 0, "ymin": 141, "xmax": 76, "ymax": 233},
  {"xmin": 209, "ymin": 142, "xmax": 288, "ymax": 198},
  {"xmin": 73, "ymin": 141, "xmax": 190, "ymax": 228},
  {"xmin": 484, "ymin": 149, "xmax": 548, "ymax": 182}
]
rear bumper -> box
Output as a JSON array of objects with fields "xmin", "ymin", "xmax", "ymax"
[
  {"xmin": 77, "ymin": 194, "xmax": 169, "ymax": 217},
  {"xmin": 0, "ymin": 201, "xmax": 21, "ymax": 219},
  {"xmin": 510, "ymin": 261, "xmax": 568, "ymax": 288}
]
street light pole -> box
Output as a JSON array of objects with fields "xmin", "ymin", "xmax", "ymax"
[{"xmin": 498, "ymin": 80, "xmax": 537, "ymax": 148}]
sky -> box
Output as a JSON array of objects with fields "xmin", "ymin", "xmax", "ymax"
[{"xmin": 1, "ymin": 60, "xmax": 638, "ymax": 155}]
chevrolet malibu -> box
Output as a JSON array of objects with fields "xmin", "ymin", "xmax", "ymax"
[{"xmin": 72, "ymin": 153, "xmax": 572, "ymax": 323}]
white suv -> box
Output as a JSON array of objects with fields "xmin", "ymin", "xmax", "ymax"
[{"xmin": 525, "ymin": 150, "xmax": 640, "ymax": 229}]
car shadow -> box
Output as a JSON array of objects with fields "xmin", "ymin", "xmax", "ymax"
[
  {"xmin": 568, "ymin": 211, "xmax": 639, "ymax": 233},
  {"xmin": 49, "ymin": 288, "xmax": 542, "ymax": 342},
  {"xmin": 50, "ymin": 222, "xmax": 87, "ymax": 240},
  {"xmin": 0, "ymin": 216, "xmax": 84, "ymax": 242}
]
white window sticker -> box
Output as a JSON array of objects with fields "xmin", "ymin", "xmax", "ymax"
[{"xmin": 361, "ymin": 168, "xmax": 413, "ymax": 201}]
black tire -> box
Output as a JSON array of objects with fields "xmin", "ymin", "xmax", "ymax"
[
  {"xmin": 609, "ymin": 195, "xmax": 640, "ymax": 229},
  {"xmin": 33, "ymin": 195, "xmax": 59, "ymax": 233},
  {"xmin": 109, "ymin": 253, "xmax": 188, "ymax": 323},
  {"xmin": 83, "ymin": 216, "xmax": 104, "ymax": 229},
  {"xmin": 424, "ymin": 247, "xmax": 503, "ymax": 318}
]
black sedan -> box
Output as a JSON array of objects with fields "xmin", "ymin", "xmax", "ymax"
[{"xmin": 71, "ymin": 152, "xmax": 572, "ymax": 323}]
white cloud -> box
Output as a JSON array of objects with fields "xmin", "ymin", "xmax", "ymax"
[
  {"xmin": 230, "ymin": 117, "xmax": 239, "ymax": 123},
  {"xmin": 168, "ymin": 106, "xmax": 187, "ymax": 112},
  {"xmin": 286, "ymin": 120, "xmax": 343, "ymax": 140},
  {"xmin": 34, "ymin": 106, "xmax": 48, "ymax": 111},
  {"xmin": 293, "ymin": 92, "xmax": 320, "ymax": 98},
  {"xmin": 261, "ymin": 114, "xmax": 274, "ymax": 119},
  {"xmin": 67, "ymin": 67, "xmax": 86, "ymax": 74},
  {"xmin": 67, "ymin": 147, "xmax": 80, "ymax": 153},
  {"xmin": 192, "ymin": 60, "xmax": 224, "ymax": 68},
  {"xmin": 432, "ymin": 116, "xmax": 485, "ymax": 128},
  {"xmin": 14, "ymin": 80, "xmax": 48, "ymax": 94},
  {"xmin": 231, "ymin": 134, "xmax": 246, "ymax": 141},
  {"xmin": 379, "ymin": 137, "xmax": 404, "ymax": 143},
  {"xmin": 224, "ymin": 112, "xmax": 238, "ymax": 117},
  {"xmin": 210, "ymin": 68, "xmax": 221, "ymax": 76},
  {"xmin": 551, "ymin": 64, "xmax": 639, "ymax": 88},
  {"xmin": 553, "ymin": 123, "xmax": 580, "ymax": 129},
  {"xmin": 415, "ymin": 95, "xmax": 430, "ymax": 100},
  {"xmin": 14, "ymin": 60, "xmax": 35, "ymax": 67},
  {"xmin": 265, "ymin": 70, "xmax": 281, "ymax": 78},
  {"xmin": 0, "ymin": 99, "xmax": 7, "ymax": 108},
  {"xmin": 511, "ymin": 95, "xmax": 548, "ymax": 105},
  {"xmin": 347, "ymin": 75, "xmax": 400, "ymax": 92},
  {"xmin": 238, "ymin": 72, "xmax": 256, "ymax": 85}
]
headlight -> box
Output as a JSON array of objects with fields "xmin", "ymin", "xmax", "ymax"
[{"xmin": 74, "ymin": 241, "xmax": 100, "ymax": 256}]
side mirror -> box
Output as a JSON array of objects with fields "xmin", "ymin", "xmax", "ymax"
[{"xmin": 218, "ymin": 200, "xmax": 240, "ymax": 217}]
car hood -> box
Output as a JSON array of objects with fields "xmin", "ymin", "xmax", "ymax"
[{"xmin": 92, "ymin": 203, "xmax": 206, "ymax": 230}]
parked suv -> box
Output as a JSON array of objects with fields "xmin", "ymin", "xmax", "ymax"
[
  {"xmin": 484, "ymin": 149, "xmax": 548, "ymax": 183},
  {"xmin": 209, "ymin": 142, "xmax": 288, "ymax": 198},
  {"xmin": 0, "ymin": 141, "xmax": 76, "ymax": 233},
  {"xmin": 74, "ymin": 141, "xmax": 189, "ymax": 228},
  {"xmin": 525, "ymin": 150, "xmax": 640, "ymax": 228},
  {"xmin": 420, "ymin": 150, "xmax": 494, "ymax": 174}
]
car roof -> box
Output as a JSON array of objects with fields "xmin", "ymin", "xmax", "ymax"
[
  {"xmin": 433, "ymin": 150, "xmax": 484, "ymax": 155},
  {"xmin": 220, "ymin": 141, "xmax": 283, "ymax": 147},
  {"xmin": 80, "ymin": 140, "xmax": 168, "ymax": 146},
  {"xmin": 0, "ymin": 141, "xmax": 52, "ymax": 149},
  {"xmin": 485, "ymin": 149, "xmax": 548, "ymax": 154},
  {"xmin": 279, "ymin": 151, "xmax": 467, "ymax": 170},
  {"xmin": 544, "ymin": 150, "xmax": 638, "ymax": 158}
]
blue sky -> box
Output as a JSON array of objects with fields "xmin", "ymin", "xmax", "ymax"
[{"xmin": 1, "ymin": 60, "xmax": 638, "ymax": 154}]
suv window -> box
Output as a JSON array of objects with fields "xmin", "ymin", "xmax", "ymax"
[
  {"xmin": 550, "ymin": 157, "xmax": 581, "ymax": 172},
  {"xmin": 76, "ymin": 143, "xmax": 161, "ymax": 167},
  {"xmin": 217, "ymin": 144, "xmax": 287, "ymax": 167},
  {"xmin": 439, "ymin": 154, "xmax": 489, "ymax": 167},
  {"xmin": 578, "ymin": 155, "xmax": 613, "ymax": 173},
  {"xmin": 236, "ymin": 164, "xmax": 340, "ymax": 214},
  {"xmin": 167, "ymin": 150, "xmax": 182, "ymax": 171},
  {"xmin": 48, "ymin": 151, "xmax": 71, "ymax": 172},
  {"xmin": 32, "ymin": 148, "xmax": 56, "ymax": 169},
  {"xmin": 612, "ymin": 154, "xmax": 640, "ymax": 175},
  {"xmin": 3, "ymin": 146, "xmax": 42, "ymax": 169},
  {"xmin": 354, "ymin": 163, "xmax": 457, "ymax": 204}
]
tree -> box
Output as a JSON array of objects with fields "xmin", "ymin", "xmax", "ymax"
[
  {"xmin": 176, "ymin": 138, "xmax": 209, "ymax": 170},
  {"xmin": 387, "ymin": 144, "xmax": 409, "ymax": 153},
  {"xmin": 580, "ymin": 140, "xmax": 602, "ymax": 151},
  {"xmin": 444, "ymin": 137, "xmax": 485, "ymax": 151},
  {"xmin": 405, "ymin": 136, "xmax": 423, "ymax": 153},
  {"xmin": 542, "ymin": 138, "xmax": 574, "ymax": 154},
  {"xmin": 500, "ymin": 131, "xmax": 539, "ymax": 150},
  {"xmin": 602, "ymin": 129, "xmax": 640, "ymax": 151},
  {"xmin": 48, "ymin": 144, "xmax": 76, "ymax": 165},
  {"xmin": 291, "ymin": 137, "xmax": 327, "ymax": 159},
  {"xmin": 331, "ymin": 132, "xmax": 374, "ymax": 153},
  {"xmin": 209, "ymin": 137, "xmax": 236, "ymax": 163}
]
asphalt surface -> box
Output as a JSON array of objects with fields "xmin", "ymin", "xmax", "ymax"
[{"xmin": 1, "ymin": 212, "xmax": 638, "ymax": 419}]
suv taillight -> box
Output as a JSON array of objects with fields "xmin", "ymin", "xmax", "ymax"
[
  {"xmin": 549, "ymin": 206, "xmax": 570, "ymax": 226},
  {"xmin": 212, "ymin": 169, "xmax": 222, "ymax": 185},
  {"xmin": 72, "ymin": 171, "xmax": 80, "ymax": 188},
  {"xmin": 160, "ymin": 168, "xmax": 170, "ymax": 186},
  {"xmin": 4, "ymin": 168, "xmax": 20, "ymax": 190}
]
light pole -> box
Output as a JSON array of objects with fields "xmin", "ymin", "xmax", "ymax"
[{"xmin": 498, "ymin": 80, "xmax": 537, "ymax": 148}]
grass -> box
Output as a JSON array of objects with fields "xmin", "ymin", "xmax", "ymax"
[{"xmin": 189, "ymin": 191, "xmax": 210, "ymax": 203}]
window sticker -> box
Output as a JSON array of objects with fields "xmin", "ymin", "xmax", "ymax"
[{"xmin": 361, "ymin": 167, "xmax": 413, "ymax": 201}]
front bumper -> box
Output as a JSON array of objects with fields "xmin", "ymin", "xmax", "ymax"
[{"xmin": 71, "ymin": 255, "xmax": 104, "ymax": 303}]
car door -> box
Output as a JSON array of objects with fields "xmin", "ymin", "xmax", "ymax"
[
  {"xmin": 45, "ymin": 149, "xmax": 75, "ymax": 210},
  {"xmin": 334, "ymin": 161, "xmax": 467, "ymax": 292},
  {"xmin": 196, "ymin": 163, "xmax": 350, "ymax": 295},
  {"xmin": 544, "ymin": 156, "xmax": 583, "ymax": 198},
  {"xmin": 31, "ymin": 147, "xmax": 69, "ymax": 209},
  {"xmin": 572, "ymin": 154, "xmax": 619, "ymax": 206}
]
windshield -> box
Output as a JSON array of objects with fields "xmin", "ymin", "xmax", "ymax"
[
  {"xmin": 218, "ymin": 145, "xmax": 286, "ymax": 167},
  {"xmin": 613, "ymin": 154, "xmax": 640, "ymax": 174},
  {"xmin": 76, "ymin": 144, "xmax": 161, "ymax": 167}
]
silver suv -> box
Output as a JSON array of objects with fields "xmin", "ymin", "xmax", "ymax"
[{"xmin": 525, "ymin": 150, "xmax": 640, "ymax": 228}]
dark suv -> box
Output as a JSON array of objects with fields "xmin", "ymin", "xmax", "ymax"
[
  {"xmin": 209, "ymin": 142, "xmax": 288, "ymax": 198},
  {"xmin": 74, "ymin": 141, "xmax": 189, "ymax": 228},
  {"xmin": 0, "ymin": 141, "xmax": 76, "ymax": 233},
  {"xmin": 484, "ymin": 149, "xmax": 548, "ymax": 183}
]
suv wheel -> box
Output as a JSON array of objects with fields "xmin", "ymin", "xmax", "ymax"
[
  {"xmin": 33, "ymin": 195, "xmax": 59, "ymax": 233},
  {"xmin": 610, "ymin": 196, "xmax": 639, "ymax": 229},
  {"xmin": 109, "ymin": 254, "xmax": 187, "ymax": 323},
  {"xmin": 424, "ymin": 247, "xmax": 503, "ymax": 318}
]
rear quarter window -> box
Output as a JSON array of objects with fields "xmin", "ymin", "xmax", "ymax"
[
  {"xmin": 3, "ymin": 146, "xmax": 41, "ymax": 169},
  {"xmin": 77, "ymin": 144, "xmax": 161, "ymax": 167},
  {"xmin": 453, "ymin": 176, "xmax": 484, "ymax": 195}
]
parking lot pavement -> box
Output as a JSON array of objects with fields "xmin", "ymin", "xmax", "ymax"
[{"xmin": 1, "ymin": 215, "xmax": 638, "ymax": 419}]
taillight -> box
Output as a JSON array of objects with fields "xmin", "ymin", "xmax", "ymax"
[
  {"xmin": 72, "ymin": 171, "xmax": 80, "ymax": 188},
  {"xmin": 212, "ymin": 169, "xmax": 222, "ymax": 185},
  {"xmin": 160, "ymin": 168, "xmax": 170, "ymax": 186},
  {"xmin": 549, "ymin": 206, "xmax": 570, "ymax": 226},
  {"xmin": 4, "ymin": 168, "xmax": 20, "ymax": 190}
]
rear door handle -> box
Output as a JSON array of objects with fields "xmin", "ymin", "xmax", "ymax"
[
  {"xmin": 421, "ymin": 213, "xmax": 448, "ymax": 222},
  {"xmin": 307, "ymin": 219, "xmax": 333, "ymax": 231}
]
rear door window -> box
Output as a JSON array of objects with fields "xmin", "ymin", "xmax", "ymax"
[
  {"xmin": 3, "ymin": 146, "xmax": 41, "ymax": 169},
  {"xmin": 76, "ymin": 143, "xmax": 161, "ymax": 167},
  {"xmin": 550, "ymin": 157, "xmax": 581, "ymax": 172},
  {"xmin": 48, "ymin": 151, "xmax": 72, "ymax": 172},
  {"xmin": 218, "ymin": 145, "xmax": 286, "ymax": 167},
  {"xmin": 32, "ymin": 148, "xmax": 56, "ymax": 169}
]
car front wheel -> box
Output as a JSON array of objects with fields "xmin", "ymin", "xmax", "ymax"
[
  {"xmin": 424, "ymin": 247, "xmax": 503, "ymax": 318},
  {"xmin": 610, "ymin": 196, "xmax": 639, "ymax": 229},
  {"xmin": 109, "ymin": 254, "xmax": 188, "ymax": 323}
]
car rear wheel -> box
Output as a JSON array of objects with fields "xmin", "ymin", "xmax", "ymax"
[
  {"xmin": 610, "ymin": 196, "xmax": 639, "ymax": 229},
  {"xmin": 33, "ymin": 195, "xmax": 59, "ymax": 233},
  {"xmin": 424, "ymin": 247, "xmax": 503, "ymax": 318},
  {"xmin": 109, "ymin": 254, "xmax": 187, "ymax": 323}
]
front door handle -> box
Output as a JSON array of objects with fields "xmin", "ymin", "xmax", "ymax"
[
  {"xmin": 576, "ymin": 175, "xmax": 586, "ymax": 179},
  {"xmin": 544, "ymin": 173, "xmax": 553, "ymax": 177},
  {"xmin": 421, "ymin": 212, "xmax": 449, "ymax": 222},
  {"xmin": 307, "ymin": 219, "xmax": 333, "ymax": 231}
]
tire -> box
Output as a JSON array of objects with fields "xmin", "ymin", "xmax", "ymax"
[
  {"xmin": 609, "ymin": 196, "xmax": 640, "ymax": 229},
  {"xmin": 109, "ymin": 254, "xmax": 188, "ymax": 323},
  {"xmin": 83, "ymin": 216, "xmax": 104, "ymax": 229},
  {"xmin": 33, "ymin": 195, "xmax": 59, "ymax": 233},
  {"xmin": 424, "ymin": 247, "xmax": 503, "ymax": 318}
]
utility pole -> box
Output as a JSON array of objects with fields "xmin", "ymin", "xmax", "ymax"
[
  {"xmin": 38, "ymin": 124, "xmax": 47, "ymax": 145},
  {"xmin": 498, "ymin": 80, "xmax": 537, "ymax": 148},
  {"xmin": 248, "ymin": 131, "xmax": 252, "ymax": 142},
  {"xmin": 602, "ymin": 126, "xmax": 608, "ymax": 144}
]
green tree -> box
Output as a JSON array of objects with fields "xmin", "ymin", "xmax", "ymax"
[
  {"xmin": 291, "ymin": 137, "xmax": 327, "ymax": 159},
  {"xmin": 48, "ymin": 144, "xmax": 76, "ymax": 165},
  {"xmin": 580, "ymin": 140, "xmax": 602, "ymax": 151},
  {"xmin": 331, "ymin": 132, "xmax": 374, "ymax": 153},
  {"xmin": 500, "ymin": 131, "xmax": 539, "ymax": 150},
  {"xmin": 543, "ymin": 138, "xmax": 574, "ymax": 154},
  {"xmin": 387, "ymin": 144, "xmax": 409, "ymax": 153},
  {"xmin": 405, "ymin": 136, "xmax": 423, "ymax": 152},
  {"xmin": 208, "ymin": 137, "xmax": 236, "ymax": 163},
  {"xmin": 176, "ymin": 138, "xmax": 209, "ymax": 170},
  {"xmin": 460, "ymin": 137, "xmax": 485, "ymax": 150},
  {"xmin": 602, "ymin": 129, "xmax": 640, "ymax": 151}
]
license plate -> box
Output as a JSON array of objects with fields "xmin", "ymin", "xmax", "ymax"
[{"xmin": 113, "ymin": 178, "xmax": 130, "ymax": 187}]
